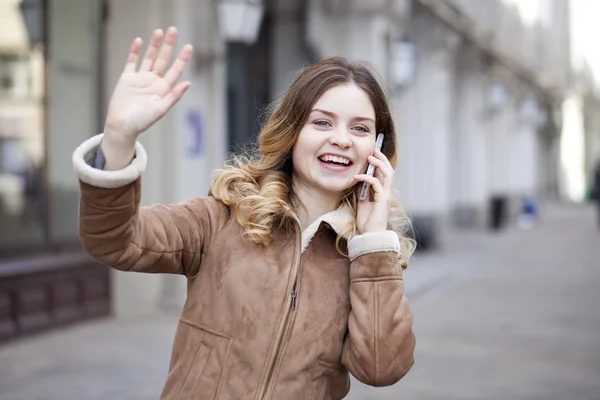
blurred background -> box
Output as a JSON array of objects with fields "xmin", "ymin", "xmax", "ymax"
[{"xmin": 0, "ymin": 0, "xmax": 599, "ymax": 399}]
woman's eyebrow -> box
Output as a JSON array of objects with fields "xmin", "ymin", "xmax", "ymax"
[{"xmin": 311, "ymin": 108, "xmax": 375, "ymax": 123}]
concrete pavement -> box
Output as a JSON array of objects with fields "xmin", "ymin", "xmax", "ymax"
[{"xmin": 1, "ymin": 203, "xmax": 599, "ymax": 399}]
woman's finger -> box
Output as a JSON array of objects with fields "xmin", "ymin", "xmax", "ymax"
[
  {"xmin": 374, "ymin": 148, "xmax": 393, "ymax": 170},
  {"xmin": 162, "ymin": 44, "xmax": 193, "ymax": 87},
  {"xmin": 374, "ymin": 166, "xmax": 385, "ymax": 185},
  {"xmin": 153, "ymin": 26, "xmax": 178, "ymax": 76},
  {"xmin": 123, "ymin": 38, "xmax": 143, "ymax": 73},
  {"xmin": 367, "ymin": 155, "xmax": 393, "ymax": 178},
  {"xmin": 157, "ymin": 81, "xmax": 192, "ymax": 115},
  {"xmin": 139, "ymin": 29, "xmax": 164, "ymax": 72},
  {"xmin": 354, "ymin": 174, "xmax": 384, "ymax": 196}
]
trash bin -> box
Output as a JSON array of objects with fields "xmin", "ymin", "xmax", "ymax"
[{"xmin": 489, "ymin": 195, "xmax": 507, "ymax": 230}]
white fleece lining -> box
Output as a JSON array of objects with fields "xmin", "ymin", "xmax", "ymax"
[
  {"xmin": 301, "ymin": 204, "xmax": 354, "ymax": 253},
  {"xmin": 348, "ymin": 231, "xmax": 401, "ymax": 262},
  {"xmin": 72, "ymin": 133, "xmax": 147, "ymax": 189}
]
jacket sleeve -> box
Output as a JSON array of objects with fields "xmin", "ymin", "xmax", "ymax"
[
  {"xmin": 341, "ymin": 231, "xmax": 416, "ymax": 387},
  {"xmin": 72, "ymin": 134, "xmax": 228, "ymax": 277}
]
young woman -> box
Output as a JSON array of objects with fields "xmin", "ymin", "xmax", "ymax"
[{"xmin": 72, "ymin": 27, "xmax": 415, "ymax": 400}]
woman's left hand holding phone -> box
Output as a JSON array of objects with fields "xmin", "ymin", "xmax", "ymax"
[{"xmin": 353, "ymin": 149, "xmax": 395, "ymax": 234}]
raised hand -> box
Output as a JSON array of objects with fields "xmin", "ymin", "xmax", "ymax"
[{"xmin": 104, "ymin": 27, "xmax": 193, "ymax": 144}]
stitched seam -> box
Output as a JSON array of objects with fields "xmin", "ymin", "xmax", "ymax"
[
  {"xmin": 205, "ymin": 202, "xmax": 235, "ymax": 254},
  {"xmin": 349, "ymin": 248, "xmax": 398, "ymax": 262},
  {"xmin": 256, "ymin": 247, "xmax": 298, "ymax": 395},
  {"xmin": 81, "ymin": 198, "xmax": 136, "ymax": 212},
  {"xmin": 374, "ymin": 282, "xmax": 379, "ymax": 385},
  {"xmin": 351, "ymin": 277, "xmax": 402, "ymax": 283},
  {"xmin": 85, "ymin": 213, "xmax": 197, "ymax": 256},
  {"xmin": 214, "ymin": 337, "xmax": 233, "ymax": 398},
  {"xmin": 93, "ymin": 240, "xmax": 199, "ymax": 259},
  {"xmin": 317, "ymin": 359, "xmax": 347, "ymax": 372},
  {"xmin": 170, "ymin": 206, "xmax": 192, "ymax": 276},
  {"xmin": 83, "ymin": 222, "xmax": 135, "ymax": 238},
  {"xmin": 175, "ymin": 341, "xmax": 202, "ymax": 400},
  {"xmin": 185, "ymin": 199, "xmax": 233, "ymax": 280},
  {"xmin": 179, "ymin": 317, "xmax": 233, "ymax": 340},
  {"xmin": 176, "ymin": 342, "xmax": 214, "ymax": 400}
]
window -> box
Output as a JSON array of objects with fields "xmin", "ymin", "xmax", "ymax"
[
  {"xmin": 0, "ymin": 54, "xmax": 33, "ymax": 100},
  {"xmin": 0, "ymin": 42, "xmax": 46, "ymax": 255}
]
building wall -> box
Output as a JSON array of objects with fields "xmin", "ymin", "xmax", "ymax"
[
  {"xmin": 450, "ymin": 45, "xmax": 489, "ymax": 227},
  {"xmin": 583, "ymin": 94, "xmax": 600, "ymax": 191},
  {"xmin": 270, "ymin": 0, "xmax": 315, "ymax": 96},
  {"xmin": 48, "ymin": 0, "xmax": 103, "ymax": 242},
  {"xmin": 406, "ymin": 0, "xmax": 569, "ymax": 233}
]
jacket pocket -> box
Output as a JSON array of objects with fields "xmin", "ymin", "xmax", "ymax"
[
  {"xmin": 178, "ymin": 341, "xmax": 213, "ymax": 398},
  {"xmin": 161, "ymin": 318, "xmax": 232, "ymax": 400},
  {"xmin": 304, "ymin": 360, "xmax": 350, "ymax": 400}
]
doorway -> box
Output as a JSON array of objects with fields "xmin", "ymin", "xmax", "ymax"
[{"xmin": 226, "ymin": 14, "xmax": 272, "ymax": 154}]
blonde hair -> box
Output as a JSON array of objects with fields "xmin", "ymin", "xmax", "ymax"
[{"xmin": 210, "ymin": 57, "xmax": 415, "ymax": 265}]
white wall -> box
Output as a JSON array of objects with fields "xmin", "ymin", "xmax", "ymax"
[
  {"xmin": 306, "ymin": 0, "xmax": 390, "ymax": 72},
  {"xmin": 486, "ymin": 92, "xmax": 513, "ymax": 196},
  {"xmin": 509, "ymin": 122, "xmax": 539, "ymax": 196},
  {"xmin": 397, "ymin": 14, "xmax": 457, "ymax": 221},
  {"xmin": 450, "ymin": 47, "xmax": 488, "ymax": 217}
]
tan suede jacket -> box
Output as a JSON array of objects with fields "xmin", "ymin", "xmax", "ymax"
[{"xmin": 73, "ymin": 134, "xmax": 415, "ymax": 400}]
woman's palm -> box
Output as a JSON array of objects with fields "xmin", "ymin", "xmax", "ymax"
[
  {"xmin": 104, "ymin": 28, "xmax": 193, "ymax": 140},
  {"xmin": 106, "ymin": 71, "xmax": 171, "ymax": 136}
]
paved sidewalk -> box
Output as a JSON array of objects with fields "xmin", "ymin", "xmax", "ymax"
[{"xmin": 1, "ymin": 204, "xmax": 599, "ymax": 399}]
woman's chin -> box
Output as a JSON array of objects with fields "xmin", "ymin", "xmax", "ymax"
[{"xmin": 316, "ymin": 179, "xmax": 357, "ymax": 196}]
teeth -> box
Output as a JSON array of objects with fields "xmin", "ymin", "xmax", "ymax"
[{"xmin": 320, "ymin": 155, "xmax": 350, "ymax": 165}]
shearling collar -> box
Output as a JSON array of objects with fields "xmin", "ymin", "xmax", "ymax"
[{"xmin": 300, "ymin": 203, "xmax": 355, "ymax": 253}]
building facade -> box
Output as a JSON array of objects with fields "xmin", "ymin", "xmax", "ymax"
[{"xmin": 0, "ymin": 0, "xmax": 109, "ymax": 343}]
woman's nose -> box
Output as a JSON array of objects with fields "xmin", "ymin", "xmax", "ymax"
[{"xmin": 329, "ymin": 128, "xmax": 352, "ymax": 148}]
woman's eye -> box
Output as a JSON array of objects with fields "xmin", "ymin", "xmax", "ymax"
[
  {"xmin": 353, "ymin": 125, "xmax": 370, "ymax": 133},
  {"xmin": 313, "ymin": 120, "xmax": 331, "ymax": 127}
]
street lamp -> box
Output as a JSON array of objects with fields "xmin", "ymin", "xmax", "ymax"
[
  {"xmin": 19, "ymin": 0, "xmax": 45, "ymax": 46},
  {"xmin": 388, "ymin": 39, "xmax": 415, "ymax": 89},
  {"xmin": 485, "ymin": 83, "xmax": 508, "ymax": 114},
  {"xmin": 217, "ymin": 0, "xmax": 264, "ymax": 44},
  {"xmin": 192, "ymin": 0, "xmax": 265, "ymax": 69},
  {"xmin": 519, "ymin": 96, "xmax": 547, "ymax": 129}
]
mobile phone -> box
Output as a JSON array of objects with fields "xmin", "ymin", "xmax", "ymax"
[{"xmin": 359, "ymin": 133, "xmax": 384, "ymax": 201}]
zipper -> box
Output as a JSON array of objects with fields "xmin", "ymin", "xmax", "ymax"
[
  {"xmin": 291, "ymin": 289, "xmax": 297, "ymax": 310},
  {"xmin": 259, "ymin": 222, "xmax": 302, "ymax": 400},
  {"xmin": 260, "ymin": 286, "xmax": 297, "ymax": 399}
]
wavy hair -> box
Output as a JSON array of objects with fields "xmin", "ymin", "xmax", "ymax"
[{"xmin": 210, "ymin": 57, "xmax": 415, "ymax": 265}]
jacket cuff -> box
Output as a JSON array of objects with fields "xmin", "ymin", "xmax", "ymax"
[
  {"xmin": 72, "ymin": 133, "xmax": 147, "ymax": 189},
  {"xmin": 348, "ymin": 230, "xmax": 401, "ymax": 262}
]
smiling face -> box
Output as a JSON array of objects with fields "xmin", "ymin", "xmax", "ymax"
[{"xmin": 291, "ymin": 83, "xmax": 377, "ymax": 201}]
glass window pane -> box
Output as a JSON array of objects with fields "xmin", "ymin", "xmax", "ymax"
[{"xmin": 0, "ymin": 2, "xmax": 47, "ymax": 255}]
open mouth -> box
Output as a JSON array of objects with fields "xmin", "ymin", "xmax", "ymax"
[{"xmin": 318, "ymin": 155, "xmax": 353, "ymax": 167}]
